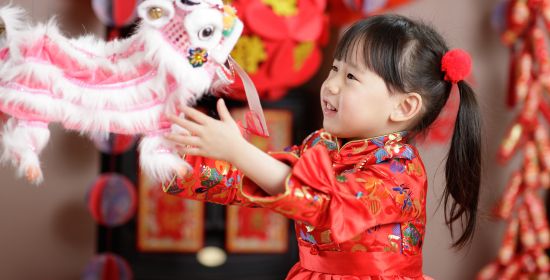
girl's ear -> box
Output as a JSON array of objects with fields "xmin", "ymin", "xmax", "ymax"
[{"xmin": 390, "ymin": 92, "xmax": 423, "ymax": 123}]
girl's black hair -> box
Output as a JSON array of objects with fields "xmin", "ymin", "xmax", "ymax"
[{"xmin": 334, "ymin": 14, "xmax": 481, "ymax": 249}]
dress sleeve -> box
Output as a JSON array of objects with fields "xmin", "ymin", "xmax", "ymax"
[
  {"xmin": 162, "ymin": 144, "xmax": 303, "ymax": 207},
  {"xmin": 162, "ymin": 154, "xmax": 246, "ymax": 205},
  {"xmin": 239, "ymin": 144, "xmax": 426, "ymax": 243}
]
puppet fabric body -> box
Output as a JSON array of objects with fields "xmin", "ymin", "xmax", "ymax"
[
  {"xmin": 164, "ymin": 130, "xmax": 431, "ymax": 279},
  {"xmin": 0, "ymin": 0, "xmax": 244, "ymax": 184}
]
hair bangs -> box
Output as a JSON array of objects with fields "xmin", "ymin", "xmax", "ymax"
[{"xmin": 334, "ymin": 16, "xmax": 411, "ymax": 93}]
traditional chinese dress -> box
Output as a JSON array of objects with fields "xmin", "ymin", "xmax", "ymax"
[{"xmin": 163, "ymin": 129, "xmax": 430, "ymax": 279}]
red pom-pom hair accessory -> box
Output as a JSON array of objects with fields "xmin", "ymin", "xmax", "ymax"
[{"xmin": 441, "ymin": 49, "xmax": 472, "ymax": 84}]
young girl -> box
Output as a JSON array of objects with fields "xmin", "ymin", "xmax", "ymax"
[{"xmin": 164, "ymin": 14, "xmax": 481, "ymax": 279}]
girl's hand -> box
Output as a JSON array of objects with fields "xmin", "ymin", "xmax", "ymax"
[
  {"xmin": 165, "ymin": 99, "xmax": 245, "ymax": 163},
  {"xmin": 167, "ymin": 99, "xmax": 291, "ymax": 195}
]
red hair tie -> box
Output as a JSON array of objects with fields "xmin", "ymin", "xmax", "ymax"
[{"xmin": 441, "ymin": 49, "xmax": 472, "ymax": 84}]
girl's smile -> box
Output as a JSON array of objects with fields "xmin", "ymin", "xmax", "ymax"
[{"xmin": 322, "ymin": 99, "xmax": 338, "ymax": 117}]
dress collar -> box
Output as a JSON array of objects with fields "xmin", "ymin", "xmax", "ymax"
[{"xmin": 314, "ymin": 130, "xmax": 414, "ymax": 168}]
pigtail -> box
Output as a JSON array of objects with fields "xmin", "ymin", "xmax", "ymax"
[{"xmin": 443, "ymin": 81, "xmax": 481, "ymax": 249}]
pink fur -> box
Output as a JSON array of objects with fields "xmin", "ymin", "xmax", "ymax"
[{"xmin": 0, "ymin": 0, "xmax": 244, "ymax": 184}]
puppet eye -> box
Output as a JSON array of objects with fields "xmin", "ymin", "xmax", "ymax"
[
  {"xmin": 180, "ymin": 0, "xmax": 200, "ymax": 6},
  {"xmin": 198, "ymin": 26, "xmax": 215, "ymax": 40}
]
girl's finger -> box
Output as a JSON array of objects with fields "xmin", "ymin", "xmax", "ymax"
[
  {"xmin": 167, "ymin": 114, "xmax": 203, "ymax": 135},
  {"xmin": 177, "ymin": 146, "xmax": 203, "ymax": 156},
  {"xmin": 181, "ymin": 106, "xmax": 211, "ymax": 125},
  {"xmin": 216, "ymin": 99, "xmax": 233, "ymax": 122},
  {"xmin": 166, "ymin": 134, "xmax": 202, "ymax": 147}
]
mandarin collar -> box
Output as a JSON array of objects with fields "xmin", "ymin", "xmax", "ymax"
[{"xmin": 316, "ymin": 130, "xmax": 412, "ymax": 166}]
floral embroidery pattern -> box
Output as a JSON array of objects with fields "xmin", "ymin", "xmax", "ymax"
[
  {"xmin": 403, "ymin": 223, "xmax": 422, "ymax": 253},
  {"xmin": 300, "ymin": 229, "xmax": 317, "ymax": 244},
  {"xmin": 392, "ymin": 185, "xmax": 413, "ymax": 213},
  {"xmin": 384, "ymin": 223, "xmax": 403, "ymax": 252},
  {"xmin": 336, "ymin": 174, "xmax": 347, "ymax": 182},
  {"xmin": 407, "ymin": 162, "xmax": 423, "ymax": 177},
  {"xmin": 390, "ymin": 159, "xmax": 406, "ymax": 173},
  {"xmin": 197, "ymin": 165, "xmax": 222, "ymax": 192},
  {"xmin": 188, "ymin": 47, "xmax": 208, "ymax": 68}
]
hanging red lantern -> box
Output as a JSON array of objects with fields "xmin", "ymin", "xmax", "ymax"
[
  {"xmin": 87, "ymin": 173, "xmax": 137, "ymax": 227},
  {"xmin": 227, "ymin": 0, "xmax": 329, "ymax": 101},
  {"xmin": 82, "ymin": 253, "xmax": 133, "ymax": 280},
  {"xmin": 92, "ymin": 133, "xmax": 138, "ymax": 155},
  {"xmin": 92, "ymin": 0, "xmax": 138, "ymax": 27}
]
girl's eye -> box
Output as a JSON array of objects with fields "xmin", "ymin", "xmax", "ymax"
[
  {"xmin": 347, "ymin": 73, "xmax": 358, "ymax": 81},
  {"xmin": 331, "ymin": 65, "xmax": 338, "ymax": 72}
]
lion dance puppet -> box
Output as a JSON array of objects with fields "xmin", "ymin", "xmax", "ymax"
[{"xmin": 0, "ymin": 0, "xmax": 267, "ymax": 184}]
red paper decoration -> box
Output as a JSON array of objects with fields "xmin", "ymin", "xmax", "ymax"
[
  {"xmin": 82, "ymin": 253, "xmax": 133, "ymax": 280},
  {"xmin": 328, "ymin": 0, "xmax": 415, "ymax": 26},
  {"xmin": 93, "ymin": 133, "xmax": 138, "ymax": 155},
  {"xmin": 478, "ymin": 1, "xmax": 550, "ymax": 278},
  {"xmin": 92, "ymin": 0, "xmax": 138, "ymax": 27},
  {"xmin": 137, "ymin": 172, "xmax": 205, "ymax": 252},
  {"xmin": 227, "ymin": 0, "xmax": 329, "ymax": 101},
  {"xmin": 87, "ymin": 173, "xmax": 137, "ymax": 227}
]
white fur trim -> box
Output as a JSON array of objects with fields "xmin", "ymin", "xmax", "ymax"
[
  {"xmin": 0, "ymin": 5, "xmax": 28, "ymax": 42},
  {"xmin": 139, "ymin": 135, "xmax": 191, "ymax": 182},
  {"xmin": 0, "ymin": 118, "xmax": 50, "ymax": 184}
]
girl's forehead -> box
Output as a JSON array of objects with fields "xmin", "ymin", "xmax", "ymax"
[{"xmin": 336, "ymin": 37, "xmax": 369, "ymax": 67}]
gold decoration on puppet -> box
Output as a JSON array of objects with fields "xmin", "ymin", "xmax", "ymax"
[{"xmin": 148, "ymin": 7, "xmax": 164, "ymax": 20}]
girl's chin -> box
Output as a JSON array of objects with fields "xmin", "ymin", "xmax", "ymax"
[{"xmin": 322, "ymin": 125, "xmax": 343, "ymax": 137}]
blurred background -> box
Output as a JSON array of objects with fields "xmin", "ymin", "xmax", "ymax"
[{"xmin": 0, "ymin": 0, "xmax": 534, "ymax": 279}]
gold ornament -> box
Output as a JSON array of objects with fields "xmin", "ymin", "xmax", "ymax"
[{"xmin": 148, "ymin": 7, "xmax": 164, "ymax": 20}]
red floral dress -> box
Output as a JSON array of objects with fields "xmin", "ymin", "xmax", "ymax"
[{"xmin": 163, "ymin": 129, "xmax": 432, "ymax": 279}]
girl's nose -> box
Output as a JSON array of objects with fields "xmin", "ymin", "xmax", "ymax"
[{"xmin": 324, "ymin": 80, "xmax": 340, "ymax": 95}]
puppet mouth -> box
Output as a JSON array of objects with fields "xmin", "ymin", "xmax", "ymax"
[{"xmin": 215, "ymin": 59, "xmax": 236, "ymax": 85}]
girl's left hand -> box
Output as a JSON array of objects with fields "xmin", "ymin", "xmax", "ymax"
[{"xmin": 165, "ymin": 99, "xmax": 245, "ymax": 163}]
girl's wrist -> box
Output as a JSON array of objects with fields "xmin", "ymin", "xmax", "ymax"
[{"xmin": 226, "ymin": 136, "xmax": 251, "ymax": 164}]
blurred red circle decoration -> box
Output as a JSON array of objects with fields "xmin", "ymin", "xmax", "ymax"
[
  {"xmin": 93, "ymin": 133, "xmax": 138, "ymax": 155},
  {"xmin": 82, "ymin": 253, "xmax": 133, "ymax": 280},
  {"xmin": 228, "ymin": 0, "xmax": 329, "ymax": 101},
  {"xmin": 92, "ymin": 0, "xmax": 138, "ymax": 27},
  {"xmin": 328, "ymin": 0, "xmax": 415, "ymax": 26},
  {"xmin": 87, "ymin": 173, "xmax": 137, "ymax": 227}
]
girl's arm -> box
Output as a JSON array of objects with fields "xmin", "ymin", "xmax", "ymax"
[
  {"xmin": 166, "ymin": 102, "xmax": 426, "ymax": 243},
  {"xmin": 165, "ymin": 99, "xmax": 291, "ymax": 196}
]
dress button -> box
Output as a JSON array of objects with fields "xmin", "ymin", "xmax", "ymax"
[
  {"xmin": 330, "ymin": 151, "xmax": 341, "ymax": 161},
  {"xmin": 310, "ymin": 245, "xmax": 319, "ymax": 255}
]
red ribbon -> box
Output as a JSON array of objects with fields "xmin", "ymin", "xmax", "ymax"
[{"xmin": 298, "ymin": 245, "xmax": 423, "ymax": 277}]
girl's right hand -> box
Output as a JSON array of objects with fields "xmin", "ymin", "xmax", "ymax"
[{"xmin": 165, "ymin": 99, "xmax": 246, "ymax": 163}]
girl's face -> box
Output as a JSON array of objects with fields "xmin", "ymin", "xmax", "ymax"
[{"xmin": 320, "ymin": 59, "xmax": 401, "ymax": 139}]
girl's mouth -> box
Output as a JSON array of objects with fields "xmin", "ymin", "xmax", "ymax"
[{"xmin": 323, "ymin": 100, "xmax": 338, "ymax": 115}]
